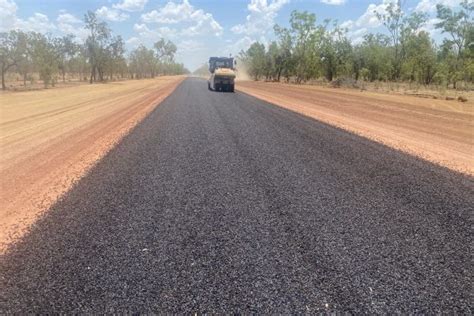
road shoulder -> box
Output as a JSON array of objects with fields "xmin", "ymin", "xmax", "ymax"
[{"xmin": 237, "ymin": 81, "xmax": 474, "ymax": 176}]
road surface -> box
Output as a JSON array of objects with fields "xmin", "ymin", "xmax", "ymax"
[
  {"xmin": 237, "ymin": 80, "xmax": 474, "ymax": 175},
  {"xmin": 0, "ymin": 78, "xmax": 472, "ymax": 313}
]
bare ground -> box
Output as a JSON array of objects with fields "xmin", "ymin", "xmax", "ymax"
[
  {"xmin": 0, "ymin": 76, "xmax": 184, "ymax": 252},
  {"xmin": 237, "ymin": 81, "xmax": 474, "ymax": 175}
]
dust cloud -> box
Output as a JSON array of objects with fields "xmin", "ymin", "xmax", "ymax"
[{"xmin": 235, "ymin": 62, "xmax": 250, "ymax": 81}]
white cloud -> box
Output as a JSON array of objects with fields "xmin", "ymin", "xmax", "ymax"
[
  {"xmin": 113, "ymin": 0, "xmax": 148, "ymax": 12},
  {"xmin": 356, "ymin": 0, "xmax": 395, "ymax": 28},
  {"xmin": 415, "ymin": 0, "xmax": 461, "ymax": 12},
  {"xmin": 56, "ymin": 12, "xmax": 88, "ymax": 41},
  {"xmin": 57, "ymin": 12, "xmax": 81, "ymax": 24},
  {"xmin": 178, "ymin": 39, "xmax": 204, "ymax": 52},
  {"xmin": 126, "ymin": 36, "xmax": 141, "ymax": 48},
  {"xmin": 419, "ymin": 17, "xmax": 442, "ymax": 37},
  {"xmin": 96, "ymin": 6, "xmax": 129, "ymax": 22},
  {"xmin": 340, "ymin": 0, "xmax": 398, "ymax": 44},
  {"xmin": 0, "ymin": 0, "xmax": 54, "ymax": 33},
  {"xmin": 133, "ymin": 23, "xmax": 178, "ymax": 41},
  {"xmin": 183, "ymin": 11, "xmax": 222, "ymax": 36},
  {"xmin": 227, "ymin": 36, "xmax": 254, "ymax": 54},
  {"xmin": 141, "ymin": 0, "xmax": 193, "ymax": 23},
  {"xmin": 0, "ymin": 0, "xmax": 88, "ymax": 41},
  {"xmin": 15, "ymin": 12, "xmax": 56, "ymax": 33},
  {"xmin": 140, "ymin": 0, "xmax": 222, "ymax": 36},
  {"xmin": 0, "ymin": 0, "xmax": 17, "ymax": 31},
  {"xmin": 321, "ymin": 0, "xmax": 346, "ymax": 5},
  {"xmin": 231, "ymin": 0, "xmax": 289, "ymax": 36}
]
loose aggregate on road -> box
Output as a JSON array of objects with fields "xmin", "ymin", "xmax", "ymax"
[{"xmin": 0, "ymin": 78, "xmax": 472, "ymax": 313}]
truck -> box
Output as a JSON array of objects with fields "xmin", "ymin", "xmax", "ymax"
[{"xmin": 208, "ymin": 57, "xmax": 236, "ymax": 92}]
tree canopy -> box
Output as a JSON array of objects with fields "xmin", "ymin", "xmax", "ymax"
[
  {"xmin": 240, "ymin": 2, "xmax": 473, "ymax": 88},
  {"xmin": 0, "ymin": 11, "xmax": 188, "ymax": 90}
]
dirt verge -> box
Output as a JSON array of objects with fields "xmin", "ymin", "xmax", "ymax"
[
  {"xmin": 237, "ymin": 81, "xmax": 473, "ymax": 176},
  {"xmin": 0, "ymin": 77, "xmax": 184, "ymax": 253}
]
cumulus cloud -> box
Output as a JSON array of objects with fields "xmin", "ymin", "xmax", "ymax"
[
  {"xmin": 231, "ymin": 0, "xmax": 289, "ymax": 36},
  {"xmin": 113, "ymin": 0, "xmax": 148, "ymax": 12},
  {"xmin": 321, "ymin": 0, "xmax": 346, "ymax": 5},
  {"xmin": 56, "ymin": 12, "xmax": 88, "ymax": 41},
  {"xmin": 0, "ymin": 0, "xmax": 54, "ymax": 33},
  {"xmin": 415, "ymin": 0, "xmax": 461, "ymax": 12},
  {"xmin": 96, "ymin": 6, "xmax": 129, "ymax": 22},
  {"xmin": 141, "ymin": 0, "xmax": 192, "ymax": 23},
  {"xmin": 133, "ymin": 23, "xmax": 178, "ymax": 41},
  {"xmin": 0, "ymin": 0, "xmax": 17, "ymax": 31},
  {"xmin": 57, "ymin": 12, "xmax": 81, "ymax": 24},
  {"xmin": 339, "ymin": 0, "xmax": 399, "ymax": 43},
  {"xmin": 140, "ymin": 0, "xmax": 222, "ymax": 36},
  {"xmin": 16, "ymin": 13, "xmax": 56, "ymax": 33},
  {"xmin": 0, "ymin": 0, "xmax": 88, "ymax": 41}
]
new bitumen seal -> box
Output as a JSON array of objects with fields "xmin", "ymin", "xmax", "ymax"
[{"xmin": 0, "ymin": 78, "xmax": 472, "ymax": 313}]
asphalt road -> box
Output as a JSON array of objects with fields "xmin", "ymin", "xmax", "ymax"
[{"xmin": 0, "ymin": 78, "xmax": 472, "ymax": 313}]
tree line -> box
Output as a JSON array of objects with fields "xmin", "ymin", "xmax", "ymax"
[
  {"xmin": 0, "ymin": 11, "xmax": 189, "ymax": 90},
  {"xmin": 239, "ymin": 0, "xmax": 473, "ymax": 89}
]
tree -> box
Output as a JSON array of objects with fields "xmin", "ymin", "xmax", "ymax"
[
  {"xmin": 30, "ymin": 33, "xmax": 60, "ymax": 88},
  {"xmin": 14, "ymin": 31, "xmax": 31, "ymax": 87},
  {"xmin": 402, "ymin": 31, "xmax": 437, "ymax": 84},
  {"xmin": 264, "ymin": 41, "xmax": 280, "ymax": 80},
  {"xmin": 129, "ymin": 45, "xmax": 155, "ymax": 79},
  {"xmin": 84, "ymin": 10, "xmax": 112, "ymax": 83},
  {"xmin": 0, "ymin": 30, "xmax": 28, "ymax": 90},
  {"xmin": 435, "ymin": 0, "xmax": 474, "ymax": 87},
  {"xmin": 154, "ymin": 38, "xmax": 177, "ymax": 62},
  {"xmin": 274, "ymin": 24, "xmax": 295, "ymax": 81},
  {"xmin": 154, "ymin": 38, "xmax": 177, "ymax": 76},
  {"xmin": 354, "ymin": 34, "xmax": 392, "ymax": 82},
  {"xmin": 239, "ymin": 42, "xmax": 266, "ymax": 80},
  {"xmin": 56, "ymin": 34, "xmax": 78, "ymax": 83},
  {"xmin": 376, "ymin": 0, "xmax": 404, "ymax": 80},
  {"xmin": 107, "ymin": 35, "xmax": 126, "ymax": 79},
  {"xmin": 289, "ymin": 10, "xmax": 317, "ymax": 83},
  {"xmin": 320, "ymin": 22, "xmax": 353, "ymax": 81}
]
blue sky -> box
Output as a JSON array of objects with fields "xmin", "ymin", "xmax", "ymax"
[{"xmin": 0, "ymin": 0, "xmax": 465, "ymax": 70}]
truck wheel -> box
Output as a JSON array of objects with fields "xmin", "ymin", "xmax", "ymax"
[{"xmin": 230, "ymin": 84, "xmax": 235, "ymax": 92}]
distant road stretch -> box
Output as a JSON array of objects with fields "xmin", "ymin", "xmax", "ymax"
[{"xmin": 0, "ymin": 78, "xmax": 471, "ymax": 313}]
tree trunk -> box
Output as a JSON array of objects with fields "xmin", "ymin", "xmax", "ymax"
[
  {"xmin": 98, "ymin": 67, "xmax": 104, "ymax": 82},
  {"xmin": 1, "ymin": 67, "xmax": 5, "ymax": 90},
  {"xmin": 90, "ymin": 65, "xmax": 94, "ymax": 84}
]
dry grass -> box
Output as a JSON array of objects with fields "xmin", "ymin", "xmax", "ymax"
[{"xmin": 305, "ymin": 79, "xmax": 474, "ymax": 103}]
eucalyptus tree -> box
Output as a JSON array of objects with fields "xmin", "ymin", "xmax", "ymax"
[
  {"xmin": 84, "ymin": 10, "xmax": 112, "ymax": 83},
  {"xmin": 435, "ymin": 0, "xmax": 474, "ymax": 87},
  {"xmin": 0, "ymin": 30, "xmax": 28, "ymax": 90}
]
